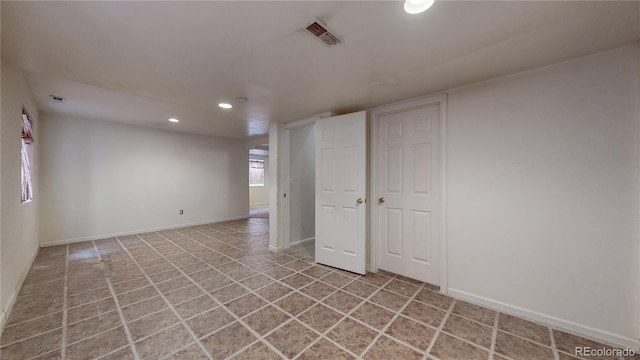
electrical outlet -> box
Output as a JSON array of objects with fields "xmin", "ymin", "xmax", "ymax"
[{"xmin": 179, "ymin": 210, "xmax": 183, "ymax": 215}]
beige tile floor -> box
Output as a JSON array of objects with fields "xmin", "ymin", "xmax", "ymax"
[{"xmin": 0, "ymin": 218, "xmax": 633, "ymax": 359}]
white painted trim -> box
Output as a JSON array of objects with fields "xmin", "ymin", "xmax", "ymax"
[
  {"xmin": 39, "ymin": 216, "xmax": 249, "ymax": 247},
  {"xmin": 268, "ymin": 244, "xmax": 281, "ymax": 252},
  {"xmin": 282, "ymin": 129, "xmax": 291, "ymax": 249},
  {"xmin": 368, "ymin": 92, "xmax": 445, "ymax": 113},
  {"xmin": 369, "ymin": 110, "xmax": 379, "ymax": 273},
  {"xmin": 246, "ymin": 135, "xmax": 269, "ymax": 150},
  {"xmin": 448, "ymin": 288, "xmax": 640, "ymax": 351},
  {"xmin": 268, "ymin": 122, "xmax": 283, "ymax": 252},
  {"xmin": 284, "ymin": 111, "xmax": 334, "ymax": 130},
  {"xmin": 284, "ymin": 117, "xmax": 316, "ymax": 130},
  {"xmin": 250, "ymin": 202, "xmax": 269, "ymax": 209},
  {"xmin": 369, "ymin": 93, "xmax": 448, "ymax": 294},
  {"xmin": 290, "ymin": 237, "xmax": 315, "ymax": 247},
  {"xmin": 1, "ymin": 245, "xmax": 39, "ymax": 333},
  {"xmin": 438, "ymin": 94, "xmax": 448, "ymax": 294}
]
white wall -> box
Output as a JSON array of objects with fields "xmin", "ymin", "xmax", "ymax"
[
  {"xmin": 38, "ymin": 113, "xmax": 249, "ymax": 245},
  {"xmin": 445, "ymin": 44, "xmax": 640, "ymax": 348},
  {"xmin": 289, "ymin": 125, "xmax": 315, "ymax": 243},
  {"xmin": 249, "ymin": 155, "xmax": 269, "ymax": 208},
  {"xmin": 1, "ymin": 62, "xmax": 40, "ymax": 327}
]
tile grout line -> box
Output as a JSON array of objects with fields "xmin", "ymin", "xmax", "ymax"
[
  {"xmin": 298, "ymin": 272, "xmax": 412, "ymax": 358},
  {"xmin": 86, "ymin": 223, "xmax": 568, "ymax": 359},
  {"xmin": 61, "ymin": 270, "xmax": 308, "ymax": 356},
  {"xmin": 200, "ymin": 270, "xmax": 345, "ymax": 358},
  {"xmin": 65, "ymin": 271, "xmax": 483, "ymax": 360},
  {"xmin": 87, "ymin": 307, "xmax": 174, "ymax": 343},
  {"xmin": 39, "ymin": 234, "xmax": 515, "ymax": 360},
  {"xmin": 492, "ymin": 323, "xmax": 561, "ymax": 350},
  {"xmin": 147, "ymin": 230, "xmax": 292, "ymax": 358},
  {"xmin": 60, "ymin": 244, "xmax": 70, "ymax": 359},
  {"xmin": 91, "ymin": 240, "xmax": 142, "ymax": 360},
  {"xmin": 184, "ymin": 225, "xmax": 443, "ymax": 360},
  {"xmin": 82, "ymin": 311, "xmax": 204, "ymax": 358},
  {"xmin": 11, "ymin": 221, "xmax": 629, "ymax": 360},
  {"xmin": 62, "ymin": 315, "xmax": 130, "ymax": 346},
  {"xmin": 240, "ymin": 274, "xmax": 370, "ymax": 360},
  {"xmin": 371, "ymin": 313, "xmax": 451, "ymax": 356},
  {"xmin": 488, "ymin": 308, "xmax": 499, "ymax": 360},
  {"xmin": 94, "ymin": 345, "xmax": 134, "ymax": 360},
  {"xmin": 3, "ymin": 327, "xmax": 61, "ymax": 351},
  {"xmin": 290, "ymin": 284, "xmax": 387, "ymax": 359},
  {"xmin": 164, "ymin": 227, "xmax": 369, "ymax": 359},
  {"xmin": 152, "ymin": 229, "xmax": 327, "ymax": 359},
  {"xmin": 0, "ymin": 267, "xmax": 406, "ymax": 351},
  {"xmin": 0, "ymin": 265, "xmax": 348, "ymax": 352},
  {"xmin": 1, "ymin": 309, "xmax": 64, "ymax": 335},
  {"xmin": 424, "ymin": 297, "xmax": 456, "ymax": 360},
  {"xmin": 267, "ymin": 275, "xmax": 371, "ymax": 360},
  {"xmin": 302, "ymin": 276, "xmax": 406, "ymax": 355},
  {"xmin": 434, "ymin": 327, "xmax": 496, "ymax": 354},
  {"xmin": 253, "ymin": 272, "xmax": 367, "ymax": 359},
  {"xmin": 357, "ymin": 281, "xmax": 427, "ymax": 359},
  {"xmin": 549, "ymin": 326, "xmax": 560, "ymax": 360},
  {"xmin": 428, "ymin": 305, "xmax": 558, "ymax": 356},
  {"xmin": 116, "ymin": 235, "xmax": 215, "ymax": 360},
  {"xmin": 155, "ymin": 342, "xmax": 206, "ymax": 360}
]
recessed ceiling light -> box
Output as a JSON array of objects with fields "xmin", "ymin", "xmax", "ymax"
[
  {"xmin": 168, "ymin": 118, "xmax": 179, "ymax": 123},
  {"xmin": 218, "ymin": 102, "xmax": 233, "ymax": 109},
  {"xmin": 404, "ymin": 0, "xmax": 435, "ymax": 14}
]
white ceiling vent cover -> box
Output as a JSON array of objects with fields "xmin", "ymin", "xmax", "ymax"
[{"xmin": 305, "ymin": 19, "xmax": 342, "ymax": 47}]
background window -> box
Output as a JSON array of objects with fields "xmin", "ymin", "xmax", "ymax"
[
  {"xmin": 249, "ymin": 159, "xmax": 265, "ymax": 186},
  {"xmin": 21, "ymin": 110, "xmax": 34, "ymax": 203}
]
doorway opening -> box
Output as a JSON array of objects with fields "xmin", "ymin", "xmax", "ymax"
[
  {"xmin": 249, "ymin": 145, "xmax": 269, "ymax": 219},
  {"xmin": 285, "ymin": 124, "xmax": 316, "ymax": 258},
  {"xmin": 279, "ymin": 111, "xmax": 367, "ymax": 274}
]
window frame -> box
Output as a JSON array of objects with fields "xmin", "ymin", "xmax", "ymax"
[
  {"xmin": 249, "ymin": 159, "xmax": 265, "ymax": 187},
  {"xmin": 21, "ymin": 109, "xmax": 34, "ymax": 204}
]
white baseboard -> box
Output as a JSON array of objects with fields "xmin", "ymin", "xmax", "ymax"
[
  {"xmin": 1, "ymin": 245, "xmax": 39, "ymax": 334},
  {"xmin": 447, "ymin": 288, "xmax": 640, "ymax": 351},
  {"xmin": 39, "ymin": 215, "xmax": 250, "ymax": 247},
  {"xmin": 250, "ymin": 203, "xmax": 268, "ymax": 209},
  {"xmin": 268, "ymin": 244, "xmax": 281, "ymax": 252},
  {"xmin": 290, "ymin": 237, "xmax": 314, "ymax": 247}
]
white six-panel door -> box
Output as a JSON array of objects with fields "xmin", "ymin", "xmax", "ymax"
[
  {"xmin": 315, "ymin": 111, "xmax": 367, "ymax": 274},
  {"xmin": 377, "ymin": 103, "xmax": 441, "ymax": 285}
]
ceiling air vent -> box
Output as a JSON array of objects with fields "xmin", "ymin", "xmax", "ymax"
[
  {"xmin": 49, "ymin": 95, "xmax": 65, "ymax": 103},
  {"xmin": 305, "ymin": 18, "xmax": 342, "ymax": 47}
]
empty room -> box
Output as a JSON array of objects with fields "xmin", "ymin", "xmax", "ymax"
[{"xmin": 1, "ymin": 1, "xmax": 639, "ymax": 359}]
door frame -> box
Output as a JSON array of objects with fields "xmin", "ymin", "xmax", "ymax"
[{"xmin": 369, "ymin": 94, "xmax": 448, "ymax": 294}]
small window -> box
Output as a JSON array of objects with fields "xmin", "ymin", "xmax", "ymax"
[
  {"xmin": 21, "ymin": 109, "xmax": 34, "ymax": 203},
  {"xmin": 249, "ymin": 159, "xmax": 265, "ymax": 187}
]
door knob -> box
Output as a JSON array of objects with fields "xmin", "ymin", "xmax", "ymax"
[
  {"xmin": 356, "ymin": 198, "xmax": 364, "ymax": 204},
  {"xmin": 378, "ymin": 197, "xmax": 385, "ymax": 204}
]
